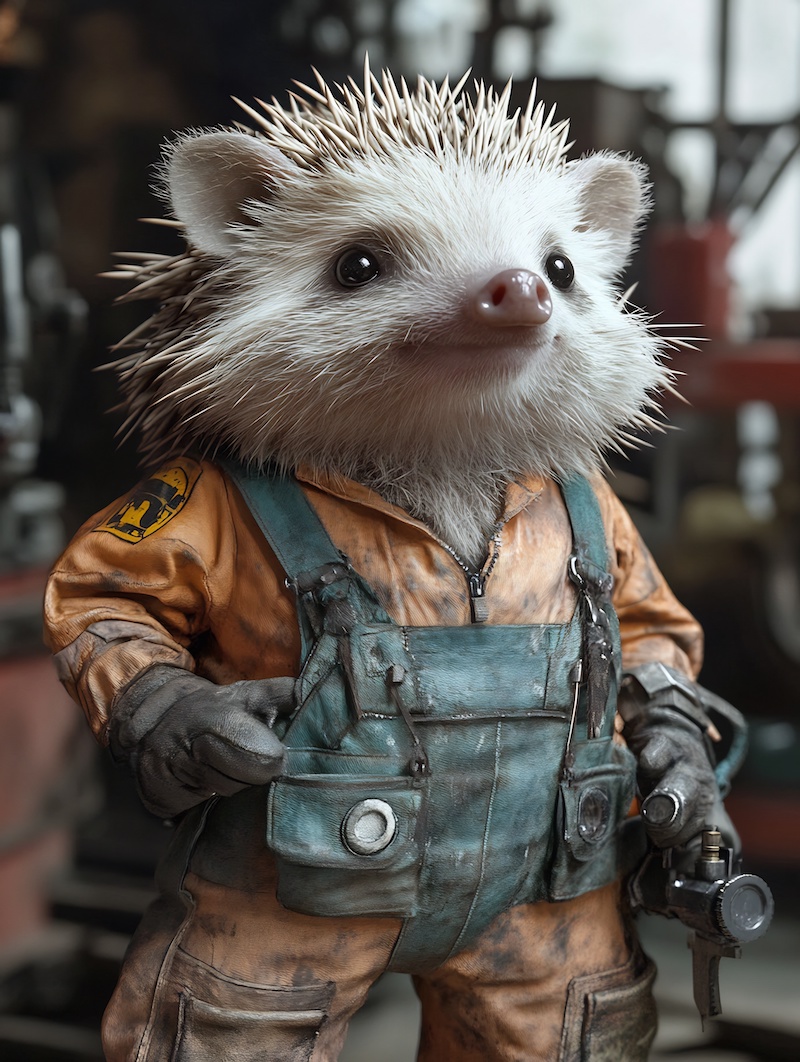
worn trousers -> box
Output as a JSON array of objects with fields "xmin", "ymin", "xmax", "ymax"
[{"xmin": 102, "ymin": 853, "xmax": 657, "ymax": 1062}]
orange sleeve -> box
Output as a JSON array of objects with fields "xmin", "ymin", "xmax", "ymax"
[
  {"xmin": 592, "ymin": 476, "xmax": 704, "ymax": 680},
  {"xmin": 43, "ymin": 459, "xmax": 235, "ymax": 741}
]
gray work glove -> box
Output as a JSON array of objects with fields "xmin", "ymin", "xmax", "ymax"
[
  {"xmin": 108, "ymin": 664, "xmax": 294, "ymax": 819},
  {"xmin": 619, "ymin": 663, "xmax": 738, "ymax": 851}
]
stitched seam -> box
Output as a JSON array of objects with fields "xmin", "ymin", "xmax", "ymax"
[{"xmin": 445, "ymin": 717, "xmax": 503, "ymax": 959}]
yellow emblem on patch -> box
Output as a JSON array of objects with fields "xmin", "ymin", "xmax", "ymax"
[{"xmin": 96, "ymin": 463, "xmax": 202, "ymax": 543}]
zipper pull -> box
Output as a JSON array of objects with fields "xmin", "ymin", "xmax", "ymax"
[{"xmin": 468, "ymin": 573, "xmax": 489, "ymax": 623}]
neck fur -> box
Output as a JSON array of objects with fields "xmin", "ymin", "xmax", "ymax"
[{"xmin": 354, "ymin": 461, "xmax": 508, "ymax": 568}]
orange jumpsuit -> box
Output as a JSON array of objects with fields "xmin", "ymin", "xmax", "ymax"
[{"xmin": 44, "ymin": 458, "xmax": 702, "ymax": 1061}]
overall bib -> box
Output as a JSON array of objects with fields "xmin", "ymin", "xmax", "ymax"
[{"xmin": 226, "ymin": 467, "xmax": 638, "ymax": 973}]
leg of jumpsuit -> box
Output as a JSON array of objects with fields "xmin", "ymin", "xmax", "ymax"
[
  {"xmin": 414, "ymin": 880, "xmax": 657, "ymax": 1062},
  {"xmin": 101, "ymin": 798, "xmax": 404, "ymax": 1062},
  {"xmin": 102, "ymin": 868, "xmax": 403, "ymax": 1062}
]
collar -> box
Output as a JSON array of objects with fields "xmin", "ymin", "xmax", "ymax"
[{"xmin": 294, "ymin": 463, "xmax": 547, "ymax": 534}]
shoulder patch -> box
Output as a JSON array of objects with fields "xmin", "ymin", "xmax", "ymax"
[{"xmin": 95, "ymin": 463, "xmax": 203, "ymax": 543}]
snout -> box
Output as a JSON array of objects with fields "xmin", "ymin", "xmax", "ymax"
[{"xmin": 471, "ymin": 269, "xmax": 552, "ymax": 326}]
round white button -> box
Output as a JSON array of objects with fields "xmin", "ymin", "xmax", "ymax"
[{"xmin": 341, "ymin": 799, "xmax": 397, "ymax": 855}]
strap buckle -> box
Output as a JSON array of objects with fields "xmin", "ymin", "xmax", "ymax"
[{"xmin": 286, "ymin": 560, "xmax": 351, "ymax": 596}]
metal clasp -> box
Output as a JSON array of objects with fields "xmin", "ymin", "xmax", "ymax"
[
  {"xmin": 562, "ymin": 658, "xmax": 584, "ymax": 778},
  {"xmin": 285, "ymin": 560, "xmax": 351, "ymax": 596},
  {"xmin": 567, "ymin": 554, "xmax": 584, "ymax": 589}
]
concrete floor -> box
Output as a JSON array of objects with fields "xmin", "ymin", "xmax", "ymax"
[{"xmin": 338, "ymin": 912, "xmax": 800, "ymax": 1061}]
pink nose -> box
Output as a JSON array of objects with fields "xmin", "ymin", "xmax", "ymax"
[{"xmin": 472, "ymin": 269, "xmax": 552, "ymax": 326}]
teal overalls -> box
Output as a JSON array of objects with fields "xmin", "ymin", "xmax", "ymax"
[{"xmin": 225, "ymin": 466, "xmax": 638, "ymax": 973}]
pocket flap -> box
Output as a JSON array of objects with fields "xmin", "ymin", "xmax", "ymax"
[{"xmin": 267, "ymin": 774, "xmax": 422, "ymax": 870}]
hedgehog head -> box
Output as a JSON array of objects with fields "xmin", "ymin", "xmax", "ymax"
[{"xmin": 111, "ymin": 65, "xmax": 670, "ymax": 555}]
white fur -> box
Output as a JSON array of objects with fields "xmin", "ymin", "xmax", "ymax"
[{"xmin": 114, "ymin": 75, "xmax": 670, "ymax": 564}]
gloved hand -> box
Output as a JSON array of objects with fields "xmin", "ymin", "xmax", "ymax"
[
  {"xmin": 108, "ymin": 664, "xmax": 294, "ymax": 818},
  {"xmin": 619, "ymin": 663, "xmax": 734, "ymax": 850}
]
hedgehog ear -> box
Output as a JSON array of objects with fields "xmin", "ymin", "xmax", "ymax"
[
  {"xmin": 165, "ymin": 131, "xmax": 297, "ymax": 257},
  {"xmin": 567, "ymin": 153, "xmax": 649, "ymax": 265}
]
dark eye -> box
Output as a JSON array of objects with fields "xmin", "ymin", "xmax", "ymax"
[
  {"xmin": 545, "ymin": 252, "xmax": 575, "ymax": 291},
  {"xmin": 334, "ymin": 247, "xmax": 381, "ymax": 288}
]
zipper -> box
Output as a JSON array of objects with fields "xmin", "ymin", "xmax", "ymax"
[
  {"xmin": 439, "ymin": 528, "xmax": 503, "ymax": 624},
  {"xmin": 467, "ymin": 572, "xmax": 488, "ymax": 623}
]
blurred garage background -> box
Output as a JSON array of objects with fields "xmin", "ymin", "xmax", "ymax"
[{"xmin": 0, "ymin": 1, "xmax": 798, "ymax": 1058}]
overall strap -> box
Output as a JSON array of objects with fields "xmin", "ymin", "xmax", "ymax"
[
  {"xmin": 221, "ymin": 462, "xmax": 393, "ymax": 647},
  {"xmin": 559, "ymin": 473, "xmax": 611, "ymax": 581},
  {"xmin": 559, "ymin": 473, "xmax": 619, "ymax": 742},
  {"xmin": 222, "ymin": 461, "xmax": 344, "ymax": 585}
]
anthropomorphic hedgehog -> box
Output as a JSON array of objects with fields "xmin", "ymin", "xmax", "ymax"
[{"xmin": 45, "ymin": 66, "xmax": 737, "ymax": 1061}]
